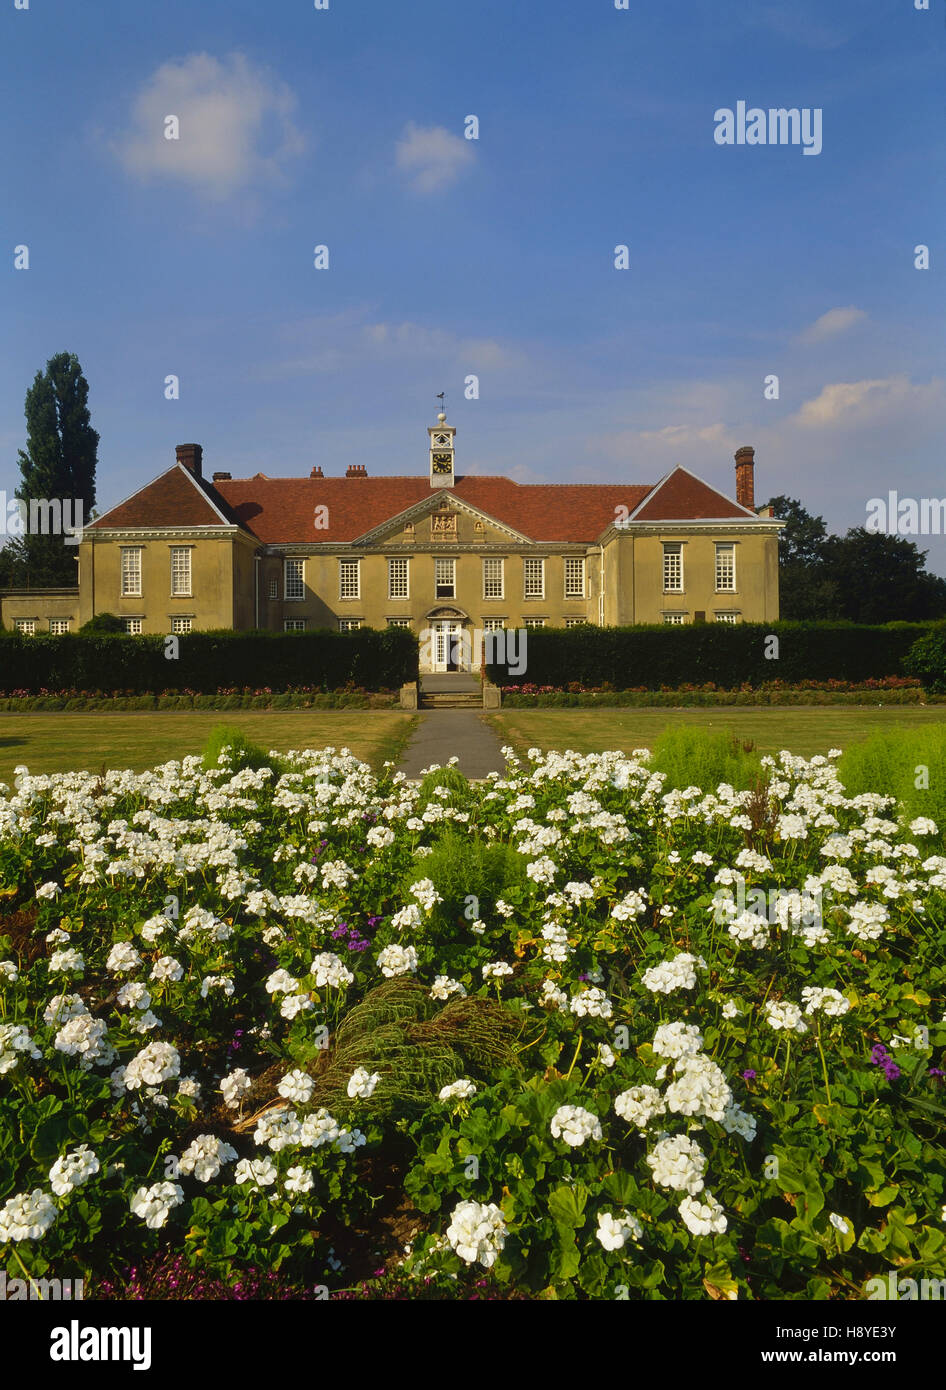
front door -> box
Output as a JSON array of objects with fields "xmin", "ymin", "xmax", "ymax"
[{"xmin": 433, "ymin": 620, "xmax": 463, "ymax": 672}]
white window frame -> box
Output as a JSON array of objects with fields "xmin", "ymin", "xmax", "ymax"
[
  {"xmin": 284, "ymin": 619, "xmax": 306, "ymax": 632},
  {"xmin": 388, "ymin": 557, "xmax": 410, "ymax": 601},
  {"xmin": 434, "ymin": 557, "xmax": 455, "ymax": 600},
  {"xmin": 663, "ymin": 543, "xmax": 683, "ymax": 593},
  {"xmin": 285, "ymin": 558, "xmax": 305, "ymax": 602},
  {"xmin": 663, "ymin": 613, "xmax": 686, "ymax": 625},
  {"xmin": 564, "ymin": 618, "xmax": 588, "ymax": 629},
  {"xmin": 48, "ymin": 618, "xmax": 70, "ymax": 634},
  {"xmin": 268, "ymin": 577, "xmax": 278, "ymax": 599},
  {"xmin": 387, "ymin": 617, "xmax": 411, "ymax": 629},
  {"xmin": 170, "ymin": 546, "xmax": 192, "ymax": 598},
  {"xmin": 339, "ymin": 618, "xmax": 362, "ymax": 632},
  {"xmin": 564, "ymin": 556, "xmax": 585, "ymax": 599},
  {"xmin": 715, "ymin": 543, "xmax": 736, "ymax": 593},
  {"xmin": 714, "ymin": 611, "xmax": 740, "ymax": 624},
  {"xmin": 170, "ymin": 616, "xmax": 193, "ymax": 635},
  {"xmin": 123, "ymin": 617, "xmax": 143, "ymax": 635},
  {"xmin": 14, "ymin": 619, "xmax": 36, "ymax": 636},
  {"xmin": 523, "ymin": 616, "xmax": 546, "ymax": 629},
  {"xmin": 339, "ymin": 559, "xmax": 360, "ymax": 601},
  {"xmin": 482, "ymin": 617, "xmax": 506, "ymax": 632},
  {"xmin": 523, "ymin": 557, "xmax": 545, "ymax": 600},
  {"xmin": 121, "ymin": 547, "xmax": 142, "ymax": 598},
  {"xmin": 482, "ymin": 557, "xmax": 504, "ymax": 600}
]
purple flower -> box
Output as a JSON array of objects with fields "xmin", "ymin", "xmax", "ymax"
[
  {"xmin": 870, "ymin": 1044, "xmax": 889, "ymax": 1065},
  {"xmin": 929, "ymin": 1068, "xmax": 944, "ymax": 1077},
  {"xmin": 741, "ymin": 1070, "xmax": 756, "ymax": 1080}
]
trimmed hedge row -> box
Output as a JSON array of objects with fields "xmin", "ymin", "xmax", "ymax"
[
  {"xmin": 486, "ymin": 622, "xmax": 933, "ymax": 689},
  {"xmin": 0, "ymin": 628, "xmax": 418, "ymax": 696}
]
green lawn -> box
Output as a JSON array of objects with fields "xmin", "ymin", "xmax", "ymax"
[
  {"xmin": 0, "ymin": 710, "xmax": 418, "ymax": 784},
  {"xmin": 488, "ymin": 705, "xmax": 946, "ymax": 760}
]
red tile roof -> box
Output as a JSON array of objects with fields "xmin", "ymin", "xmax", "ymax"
[
  {"xmin": 90, "ymin": 464, "xmax": 758, "ymax": 543},
  {"xmin": 632, "ymin": 468, "xmax": 756, "ymax": 522},
  {"xmin": 212, "ymin": 475, "xmax": 652, "ymax": 543},
  {"xmin": 88, "ymin": 466, "xmax": 244, "ymax": 530}
]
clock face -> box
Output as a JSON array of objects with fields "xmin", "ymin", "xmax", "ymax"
[{"xmin": 432, "ymin": 453, "xmax": 453, "ymax": 472}]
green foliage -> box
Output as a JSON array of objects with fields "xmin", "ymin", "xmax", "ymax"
[
  {"xmin": 650, "ymin": 726, "xmax": 761, "ymax": 791},
  {"xmin": 0, "ymin": 626, "xmax": 418, "ymax": 695},
  {"xmin": 837, "ymin": 726, "xmax": 946, "ymax": 826},
  {"xmin": 306, "ymin": 979, "xmax": 522, "ymax": 1120},
  {"xmin": 415, "ymin": 831, "xmax": 530, "ymax": 928},
  {"xmin": 79, "ymin": 612, "xmax": 126, "ymax": 634},
  {"xmin": 414, "ymin": 765, "xmax": 471, "ymax": 813},
  {"xmin": 905, "ymin": 624, "xmax": 946, "ymax": 694},
  {"xmin": 489, "ymin": 622, "xmax": 931, "ymax": 690},
  {"xmin": 201, "ymin": 724, "xmax": 277, "ymax": 774}
]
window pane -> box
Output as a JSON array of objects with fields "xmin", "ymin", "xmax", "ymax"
[
  {"xmin": 388, "ymin": 558, "xmax": 409, "ymax": 599},
  {"xmin": 339, "ymin": 560, "xmax": 359, "ymax": 600},
  {"xmin": 564, "ymin": 557, "xmax": 585, "ymax": 597},
  {"xmin": 663, "ymin": 544, "xmax": 683, "ymax": 592},
  {"xmin": 435, "ymin": 558, "xmax": 455, "ymax": 598},
  {"xmin": 524, "ymin": 558, "xmax": 544, "ymax": 598},
  {"xmin": 285, "ymin": 558, "xmax": 305, "ymax": 600},
  {"xmin": 483, "ymin": 557, "xmax": 503, "ymax": 599},
  {"xmin": 170, "ymin": 547, "xmax": 191, "ymax": 596},
  {"xmin": 121, "ymin": 547, "xmax": 142, "ymax": 596},
  {"xmin": 715, "ymin": 544, "xmax": 735, "ymax": 591}
]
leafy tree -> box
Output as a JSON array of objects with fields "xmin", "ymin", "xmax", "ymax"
[
  {"xmin": 79, "ymin": 612, "xmax": 126, "ymax": 634},
  {"xmin": 821, "ymin": 529, "xmax": 946, "ymax": 624},
  {"xmin": 0, "ymin": 353, "xmax": 99, "ymax": 588},
  {"xmin": 762, "ymin": 496, "xmax": 840, "ymax": 619},
  {"xmin": 764, "ymin": 495, "xmax": 829, "ymax": 568}
]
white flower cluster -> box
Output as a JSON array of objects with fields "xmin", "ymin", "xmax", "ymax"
[
  {"xmin": 445, "ymin": 1200, "xmax": 507, "ymax": 1268},
  {"xmin": 278, "ymin": 1068, "xmax": 315, "ymax": 1103},
  {"xmin": 800, "ymin": 986, "xmax": 850, "ymax": 1017},
  {"xmin": 614, "ymin": 1085, "xmax": 665, "ymax": 1130},
  {"xmin": 642, "ymin": 952, "xmax": 708, "ymax": 995},
  {"xmin": 646, "ymin": 1134, "xmax": 707, "ymax": 1196},
  {"xmin": 178, "ymin": 1134, "xmax": 239, "ymax": 1182},
  {"xmin": 764, "ymin": 1000, "xmax": 808, "ymax": 1034},
  {"xmin": 0, "ymin": 1188, "xmax": 57, "ymax": 1241},
  {"xmin": 123, "ymin": 1041, "xmax": 182, "ymax": 1089},
  {"xmin": 439, "ymin": 1079, "xmax": 476, "ymax": 1102},
  {"xmin": 550, "ymin": 1105, "xmax": 602, "ymax": 1148},
  {"xmin": 347, "ymin": 1067, "xmax": 380, "ymax": 1099},
  {"xmin": 0, "ymin": 1023, "xmax": 41, "ymax": 1074},
  {"xmin": 220, "ymin": 1067, "xmax": 252, "ymax": 1108},
  {"xmin": 377, "ymin": 944, "xmax": 418, "ymax": 977},
  {"xmin": 596, "ymin": 1210, "xmax": 643, "ymax": 1251},
  {"xmin": 49, "ymin": 1145, "xmax": 100, "ymax": 1197},
  {"xmin": 430, "ymin": 975, "xmax": 467, "ymax": 1001},
  {"xmin": 129, "ymin": 1181, "xmax": 184, "ymax": 1229},
  {"xmin": 652, "ymin": 1022, "xmax": 704, "ymax": 1060},
  {"xmin": 569, "ymin": 986, "xmax": 613, "ymax": 1019},
  {"xmin": 311, "ymin": 952, "xmax": 354, "ymax": 989}
]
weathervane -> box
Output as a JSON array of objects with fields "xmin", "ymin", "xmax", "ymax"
[{"xmin": 436, "ymin": 391, "xmax": 445, "ymax": 416}]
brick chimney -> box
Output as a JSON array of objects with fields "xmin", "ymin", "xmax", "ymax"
[
  {"xmin": 176, "ymin": 443, "xmax": 203, "ymax": 477},
  {"xmin": 310, "ymin": 466, "xmax": 324, "ymax": 478},
  {"xmin": 734, "ymin": 446, "xmax": 754, "ymax": 509},
  {"xmin": 345, "ymin": 464, "xmax": 367, "ymax": 478},
  {"xmin": 212, "ymin": 471, "xmax": 231, "ymax": 481}
]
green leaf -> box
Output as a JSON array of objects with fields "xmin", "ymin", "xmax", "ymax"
[{"xmin": 548, "ymin": 1183, "xmax": 588, "ymax": 1230}]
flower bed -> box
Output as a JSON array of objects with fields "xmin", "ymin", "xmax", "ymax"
[
  {"xmin": 0, "ymin": 687, "xmax": 398, "ymax": 712},
  {"xmin": 0, "ymin": 744, "xmax": 944, "ymax": 1300},
  {"xmin": 500, "ymin": 678, "xmax": 938, "ymax": 707}
]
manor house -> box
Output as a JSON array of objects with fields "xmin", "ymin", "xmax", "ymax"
[{"xmin": 3, "ymin": 415, "xmax": 783, "ymax": 673}]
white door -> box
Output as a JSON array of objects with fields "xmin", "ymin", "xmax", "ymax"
[{"xmin": 433, "ymin": 621, "xmax": 463, "ymax": 672}]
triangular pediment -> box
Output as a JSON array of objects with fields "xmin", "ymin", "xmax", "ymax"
[
  {"xmin": 628, "ymin": 466, "xmax": 758, "ymax": 522},
  {"xmin": 353, "ymin": 491, "xmax": 533, "ymax": 545}
]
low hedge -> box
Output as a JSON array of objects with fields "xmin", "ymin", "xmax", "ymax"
[
  {"xmin": 0, "ymin": 691, "xmax": 399, "ymax": 712},
  {"xmin": 487, "ymin": 621, "xmax": 932, "ymax": 689},
  {"xmin": 0, "ymin": 627, "xmax": 418, "ymax": 696}
]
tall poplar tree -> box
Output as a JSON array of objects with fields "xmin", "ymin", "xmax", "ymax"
[{"xmin": 0, "ymin": 353, "xmax": 99, "ymax": 588}]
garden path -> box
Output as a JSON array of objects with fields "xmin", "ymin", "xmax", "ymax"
[{"xmin": 397, "ymin": 709, "xmax": 508, "ymax": 780}]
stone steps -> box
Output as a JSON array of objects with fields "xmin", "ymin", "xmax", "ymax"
[{"xmin": 419, "ymin": 692, "xmax": 483, "ymax": 709}]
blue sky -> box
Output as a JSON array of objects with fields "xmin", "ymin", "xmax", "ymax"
[{"xmin": 3, "ymin": 0, "xmax": 946, "ymax": 570}]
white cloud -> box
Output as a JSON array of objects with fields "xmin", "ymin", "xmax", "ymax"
[
  {"xmin": 394, "ymin": 123, "xmax": 475, "ymax": 193},
  {"xmin": 794, "ymin": 375, "xmax": 944, "ymax": 428},
  {"xmin": 263, "ymin": 312, "xmax": 518, "ymax": 378},
  {"xmin": 111, "ymin": 52, "xmax": 304, "ymax": 199},
  {"xmin": 797, "ymin": 306, "xmax": 868, "ymax": 344}
]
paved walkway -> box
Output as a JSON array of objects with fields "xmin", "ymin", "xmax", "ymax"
[{"xmin": 398, "ymin": 709, "xmax": 508, "ymax": 779}]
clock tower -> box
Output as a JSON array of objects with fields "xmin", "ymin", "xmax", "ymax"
[{"xmin": 428, "ymin": 412, "xmax": 456, "ymax": 488}]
